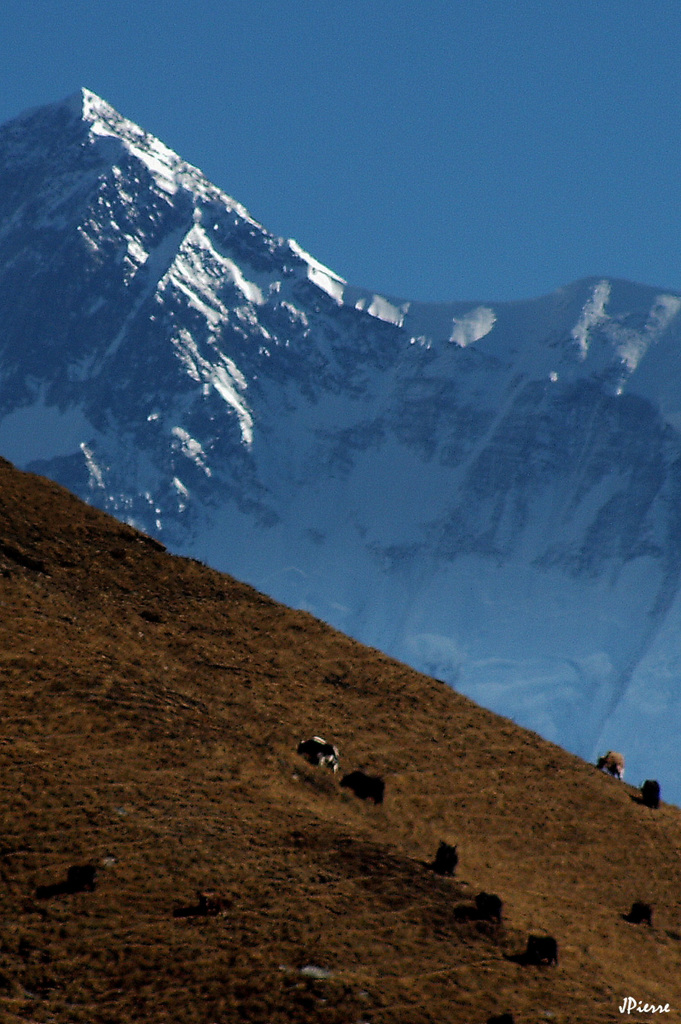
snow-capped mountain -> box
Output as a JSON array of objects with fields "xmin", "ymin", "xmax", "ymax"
[{"xmin": 2, "ymin": 89, "xmax": 681, "ymax": 798}]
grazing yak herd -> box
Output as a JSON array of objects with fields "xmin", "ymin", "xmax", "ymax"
[
  {"xmin": 291, "ymin": 737, "xmax": 668, "ymax": 977},
  {"xmin": 295, "ymin": 734, "xmax": 560, "ymax": 971},
  {"xmin": 30, "ymin": 734, "xmax": 666, "ymax": 1021}
]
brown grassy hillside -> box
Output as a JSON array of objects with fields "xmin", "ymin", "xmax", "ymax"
[{"xmin": 0, "ymin": 455, "xmax": 679, "ymax": 1024}]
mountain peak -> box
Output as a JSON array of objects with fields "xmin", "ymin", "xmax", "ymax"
[
  {"xmin": 72, "ymin": 88, "xmax": 196, "ymax": 198},
  {"xmin": 3, "ymin": 87, "xmax": 119, "ymax": 138},
  {"xmin": 65, "ymin": 86, "xmax": 114, "ymax": 122}
]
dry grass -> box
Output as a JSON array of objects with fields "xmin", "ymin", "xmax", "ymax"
[{"xmin": 0, "ymin": 455, "xmax": 680, "ymax": 1023}]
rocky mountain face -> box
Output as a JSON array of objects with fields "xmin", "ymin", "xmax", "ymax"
[{"xmin": 2, "ymin": 90, "xmax": 681, "ymax": 798}]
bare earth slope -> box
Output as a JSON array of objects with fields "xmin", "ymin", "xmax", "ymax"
[{"xmin": 0, "ymin": 456, "xmax": 680, "ymax": 1024}]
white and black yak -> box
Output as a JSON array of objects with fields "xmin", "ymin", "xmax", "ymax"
[{"xmin": 297, "ymin": 736, "xmax": 340, "ymax": 773}]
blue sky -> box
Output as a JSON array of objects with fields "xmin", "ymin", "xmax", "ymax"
[{"xmin": 2, "ymin": 0, "xmax": 681, "ymax": 302}]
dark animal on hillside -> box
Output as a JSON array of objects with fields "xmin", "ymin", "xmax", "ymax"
[
  {"xmin": 524, "ymin": 934, "xmax": 558, "ymax": 966},
  {"xmin": 197, "ymin": 890, "xmax": 228, "ymax": 915},
  {"xmin": 36, "ymin": 863, "xmax": 97, "ymax": 899},
  {"xmin": 476, "ymin": 891, "xmax": 503, "ymax": 923},
  {"xmin": 624, "ymin": 901, "xmax": 653, "ymax": 925},
  {"xmin": 173, "ymin": 890, "xmax": 229, "ymax": 919},
  {"xmin": 297, "ymin": 736, "xmax": 340, "ymax": 773},
  {"xmin": 641, "ymin": 779, "xmax": 661, "ymax": 809},
  {"xmin": 487, "ymin": 1015, "xmax": 514, "ymax": 1024},
  {"xmin": 597, "ymin": 750, "xmax": 624, "ymax": 780},
  {"xmin": 67, "ymin": 864, "xmax": 97, "ymax": 892},
  {"xmin": 431, "ymin": 840, "xmax": 458, "ymax": 876},
  {"xmin": 340, "ymin": 770, "xmax": 385, "ymax": 804}
]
